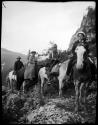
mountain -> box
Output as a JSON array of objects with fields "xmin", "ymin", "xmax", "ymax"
[
  {"xmin": 68, "ymin": 6, "xmax": 96, "ymax": 57},
  {"xmin": 1, "ymin": 48, "xmax": 27, "ymax": 83}
]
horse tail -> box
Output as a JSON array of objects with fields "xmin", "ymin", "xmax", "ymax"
[{"xmin": 6, "ymin": 74, "xmax": 10, "ymax": 89}]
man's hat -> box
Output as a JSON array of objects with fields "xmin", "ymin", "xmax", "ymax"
[
  {"xmin": 53, "ymin": 44, "xmax": 57, "ymax": 48},
  {"xmin": 16, "ymin": 56, "xmax": 21, "ymax": 59},
  {"xmin": 77, "ymin": 31, "xmax": 86, "ymax": 37},
  {"xmin": 30, "ymin": 51, "xmax": 36, "ymax": 54}
]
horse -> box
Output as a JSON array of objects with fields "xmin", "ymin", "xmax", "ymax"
[
  {"xmin": 38, "ymin": 63, "xmax": 63, "ymax": 97},
  {"xmin": 16, "ymin": 66, "xmax": 25, "ymax": 91},
  {"xmin": 58, "ymin": 60, "xmax": 70, "ymax": 97},
  {"xmin": 6, "ymin": 70, "xmax": 17, "ymax": 91},
  {"xmin": 72, "ymin": 44, "xmax": 97, "ymax": 113},
  {"xmin": 38, "ymin": 67, "xmax": 51, "ymax": 96}
]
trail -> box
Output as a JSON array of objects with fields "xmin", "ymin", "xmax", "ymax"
[{"xmin": 2, "ymin": 83, "xmax": 96, "ymax": 124}]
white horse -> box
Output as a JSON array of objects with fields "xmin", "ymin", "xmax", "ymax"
[
  {"xmin": 38, "ymin": 63, "xmax": 63, "ymax": 97},
  {"xmin": 38, "ymin": 67, "xmax": 51, "ymax": 96},
  {"xmin": 6, "ymin": 70, "xmax": 17, "ymax": 91},
  {"xmin": 36, "ymin": 53, "xmax": 50, "ymax": 62},
  {"xmin": 58, "ymin": 60, "xmax": 70, "ymax": 97}
]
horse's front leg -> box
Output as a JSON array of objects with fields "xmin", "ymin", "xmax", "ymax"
[
  {"xmin": 11, "ymin": 79, "xmax": 14, "ymax": 92},
  {"xmin": 74, "ymin": 80, "xmax": 79, "ymax": 113},
  {"xmin": 79, "ymin": 82, "xmax": 87, "ymax": 112},
  {"xmin": 83, "ymin": 83, "xmax": 88, "ymax": 112},
  {"xmin": 79, "ymin": 82, "xmax": 84, "ymax": 108},
  {"xmin": 22, "ymin": 81, "xmax": 26, "ymax": 94}
]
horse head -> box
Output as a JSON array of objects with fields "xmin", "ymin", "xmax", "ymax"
[{"xmin": 75, "ymin": 45, "xmax": 86, "ymax": 69}]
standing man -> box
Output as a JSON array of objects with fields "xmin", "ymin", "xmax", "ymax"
[{"xmin": 24, "ymin": 50, "xmax": 38, "ymax": 82}]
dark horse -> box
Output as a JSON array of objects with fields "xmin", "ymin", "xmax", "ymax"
[
  {"xmin": 16, "ymin": 66, "xmax": 25, "ymax": 91},
  {"xmin": 72, "ymin": 44, "xmax": 97, "ymax": 113}
]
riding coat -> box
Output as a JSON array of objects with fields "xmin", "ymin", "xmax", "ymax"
[{"xmin": 14, "ymin": 60, "xmax": 24, "ymax": 72}]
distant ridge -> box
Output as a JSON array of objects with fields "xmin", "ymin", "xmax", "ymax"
[
  {"xmin": 1, "ymin": 48, "xmax": 27, "ymax": 72},
  {"xmin": 1, "ymin": 48, "xmax": 26, "ymax": 56}
]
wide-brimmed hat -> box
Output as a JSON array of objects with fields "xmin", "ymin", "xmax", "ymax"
[
  {"xmin": 77, "ymin": 31, "xmax": 86, "ymax": 37},
  {"xmin": 16, "ymin": 56, "xmax": 21, "ymax": 59},
  {"xmin": 30, "ymin": 51, "xmax": 36, "ymax": 54}
]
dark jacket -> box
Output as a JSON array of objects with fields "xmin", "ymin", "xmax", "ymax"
[{"xmin": 14, "ymin": 60, "xmax": 24, "ymax": 71}]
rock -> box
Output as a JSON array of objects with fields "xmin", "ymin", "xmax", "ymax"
[
  {"xmin": 68, "ymin": 6, "xmax": 96, "ymax": 57},
  {"xmin": 27, "ymin": 98, "xmax": 85, "ymax": 124}
]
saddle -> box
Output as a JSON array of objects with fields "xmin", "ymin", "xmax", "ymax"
[{"xmin": 13, "ymin": 71, "xmax": 17, "ymax": 75}]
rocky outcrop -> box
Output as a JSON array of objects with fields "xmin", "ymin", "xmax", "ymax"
[{"xmin": 68, "ymin": 6, "xmax": 96, "ymax": 57}]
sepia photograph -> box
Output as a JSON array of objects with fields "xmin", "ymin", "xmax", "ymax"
[{"xmin": 2, "ymin": 1, "xmax": 96, "ymax": 124}]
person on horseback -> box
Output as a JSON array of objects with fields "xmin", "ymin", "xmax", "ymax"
[
  {"xmin": 48, "ymin": 43, "xmax": 59, "ymax": 72},
  {"xmin": 14, "ymin": 56, "xmax": 24, "ymax": 74},
  {"xmin": 66, "ymin": 31, "xmax": 95, "ymax": 81},
  {"xmin": 14, "ymin": 56, "xmax": 24, "ymax": 90}
]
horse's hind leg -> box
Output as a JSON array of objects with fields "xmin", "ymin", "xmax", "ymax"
[
  {"xmin": 22, "ymin": 81, "xmax": 27, "ymax": 94},
  {"xmin": 59, "ymin": 79, "xmax": 63, "ymax": 97},
  {"xmin": 83, "ymin": 83, "xmax": 87, "ymax": 112},
  {"xmin": 79, "ymin": 82, "xmax": 87, "ymax": 112},
  {"xmin": 74, "ymin": 80, "xmax": 79, "ymax": 113},
  {"xmin": 41, "ymin": 78, "xmax": 44, "ymax": 97},
  {"xmin": 10, "ymin": 80, "xmax": 13, "ymax": 92}
]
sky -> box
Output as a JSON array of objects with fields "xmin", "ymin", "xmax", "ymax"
[{"xmin": 1, "ymin": 1, "xmax": 95, "ymax": 55}]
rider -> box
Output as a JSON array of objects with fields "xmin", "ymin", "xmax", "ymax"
[
  {"xmin": 14, "ymin": 56, "xmax": 24, "ymax": 90},
  {"xmin": 66, "ymin": 31, "xmax": 94, "ymax": 81},
  {"xmin": 14, "ymin": 56, "xmax": 24, "ymax": 74},
  {"xmin": 48, "ymin": 43, "xmax": 59, "ymax": 72}
]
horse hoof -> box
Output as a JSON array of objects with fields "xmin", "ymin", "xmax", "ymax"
[
  {"xmin": 74, "ymin": 110, "xmax": 79, "ymax": 114},
  {"xmin": 74, "ymin": 107, "xmax": 79, "ymax": 113}
]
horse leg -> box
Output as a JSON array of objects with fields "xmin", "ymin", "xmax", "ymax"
[
  {"xmin": 74, "ymin": 80, "xmax": 79, "ymax": 113},
  {"xmin": 83, "ymin": 83, "xmax": 87, "ymax": 112},
  {"xmin": 22, "ymin": 81, "xmax": 26, "ymax": 94},
  {"xmin": 41, "ymin": 78, "xmax": 44, "ymax": 97},
  {"xmin": 79, "ymin": 82, "xmax": 85, "ymax": 108},
  {"xmin": 10, "ymin": 79, "xmax": 13, "ymax": 92},
  {"xmin": 59, "ymin": 78, "xmax": 63, "ymax": 97},
  {"xmin": 8, "ymin": 79, "xmax": 11, "ymax": 90}
]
